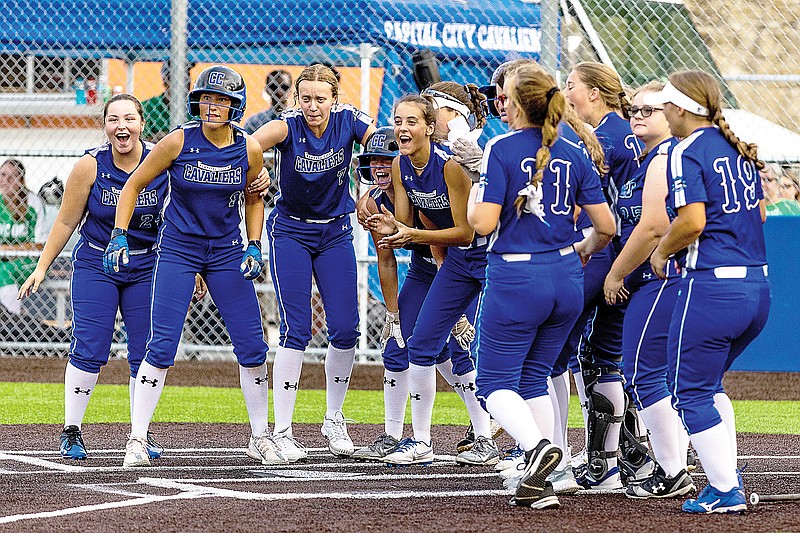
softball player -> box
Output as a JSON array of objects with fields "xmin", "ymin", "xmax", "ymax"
[
  {"xmin": 104, "ymin": 65, "xmax": 284, "ymax": 468},
  {"xmin": 488, "ymin": 60, "xmax": 613, "ymax": 488},
  {"xmin": 18, "ymin": 94, "xmax": 170, "ymax": 460},
  {"xmin": 365, "ymin": 95, "xmax": 480, "ymax": 466},
  {"xmin": 602, "ymin": 82, "xmax": 694, "ymax": 499},
  {"xmin": 418, "ymin": 82, "xmax": 505, "ymax": 463},
  {"xmin": 469, "ymin": 65, "xmax": 615, "ymax": 508},
  {"xmin": 562, "ymin": 62, "xmax": 645, "ymax": 489},
  {"xmin": 352, "ymin": 126, "xmax": 469, "ymax": 460},
  {"xmin": 251, "ymin": 64, "xmax": 376, "ymax": 460},
  {"xmin": 647, "ymin": 70, "xmax": 770, "ymax": 514}
]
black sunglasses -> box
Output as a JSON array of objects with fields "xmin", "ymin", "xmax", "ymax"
[
  {"xmin": 626, "ymin": 105, "xmax": 664, "ymax": 118},
  {"xmin": 478, "ymin": 85, "xmax": 500, "ymax": 117}
]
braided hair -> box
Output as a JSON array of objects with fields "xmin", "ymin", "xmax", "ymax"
[
  {"xmin": 669, "ymin": 70, "xmax": 763, "ymax": 170},
  {"xmin": 505, "ymin": 65, "xmax": 567, "ymax": 216}
]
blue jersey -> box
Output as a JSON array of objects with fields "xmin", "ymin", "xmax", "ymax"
[
  {"xmin": 576, "ymin": 112, "xmax": 643, "ymax": 231},
  {"xmin": 667, "ymin": 127, "xmax": 766, "ymax": 270},
  {"xmin": 477, "ymin": 128, "xmax": 606, "ymax": 254},
  {"xmin": 398, "ymin": 142, "xmax": 454, "ymax": 231},
  {"xmin": 371, "ymin": 186, "xmax": 436, "ymax": 271},
  {"xmin": 163, "ymin": 122, "xmax": 249, "ymax": 239},
  {"xmin": 81, "ymin": 141, "xmax": 167, "ymax": 251},
  {"xmin": 617, "ymin": 138, "xmax": 678, "ymax": 246},
  {"xmin": 274, "ymin": 104, "xmax": 372, "ymax": 220}
]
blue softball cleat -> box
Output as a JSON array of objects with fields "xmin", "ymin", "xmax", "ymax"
[
  {"xmin": 682, "ymin": 484, "xmax": 747, "ymax": 514},
  {"xmin": 59, "ymin": 425, "xmax": 87, "ymax": 460}
]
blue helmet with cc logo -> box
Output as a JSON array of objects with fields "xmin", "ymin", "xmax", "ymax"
[{"xmin": 188, "ymin": 65, "xmax": 247, "ymax": 123}]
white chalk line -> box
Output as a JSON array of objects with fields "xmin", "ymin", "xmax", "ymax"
[
  {"xmin": 140, "ymin": 477, "xmax": 509, "ymax": 501},
  {"xmin": 0, "ymin": 491, "xmax": 212, "ymax": 525}
]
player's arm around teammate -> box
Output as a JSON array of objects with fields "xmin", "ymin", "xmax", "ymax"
[{"xmin": 107, "ymin": 66, "xmax": 283, "ymax": 469}]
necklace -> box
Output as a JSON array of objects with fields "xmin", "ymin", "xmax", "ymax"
[{"xmin": 410, "ymin": 159, "xmax": 427, "ymax": 171}]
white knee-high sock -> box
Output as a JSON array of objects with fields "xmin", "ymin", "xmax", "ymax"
[
  {"xmin": 548, "ymin": 372, "xmax": 571, "ymax": 469},
  {"xmin": 459, "ymin": 370, "xmax": 490, "ymax": 437},
  {"xmin": 594, "ymin": 380, "xmax": 625, "ymax": 471},
  {"xmin": 129, "ymin": 377, "xmax": 135, "ymax": 422},
  {"xmin": 485, "ymin": 389, "xmax": 542, "ymax": 451},
  {"xmin": 713, "ymin": 392, "xmax": 738, "ymax": 464},
  {"xmin": 437, "ymin": 361, "xmax": 465, "ymax": 400},
  {"xmin": 272, "ymin": 346, "xmax": 304, "ymax": 433},
  {"xmin": 384, "ymin": 369, "xmax": 409, "ymax": 439},
  {"xmin": 639, "ymin": 397, "xmax": 683, "ymax": 477},
  {"xmin": 677, "ymin": 418, "xmax": 691, "ymax": 469},
  {"xmin": 690, "ymin": 423, "xmax": 739, "ymax": 492},
  {"xmin": 239, "ymin": 364, "xmax": 269, "ymax": 436},
  {"xmin": 408, "ymin": 363, "xmax": 436, "ymax": 444},
  {"xmin": 573, "ymin": 369, "xmax": 590, "ymax": 448},
  {"xmin": 64, "ymin": 362, "xmax": 99, "ymax": 429},
  {"xmin": 525, "ymin": 394, "xmax": 556, "ymax": 443},
  {"xmin": 131, "ymin": 361, "xmax": 168, "ymax": 439},
  {"xmin": 325, "ymin": 345, "xmax": 355, "ymax": 417}
]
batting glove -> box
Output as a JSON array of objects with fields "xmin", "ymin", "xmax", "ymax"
[
  {"xmin": 451, "ymin": 138, "xmax": 483, "ymax": 173},
  {"xmin": 103, "ymin": 228, "xmax": 129, "ymax": 275},
  {"xmin": 240, "ymin": 240, "xmax": 263, "ymax": 280},
  {"xmin": 380, "ymin": 311, "xmax": 405, "ymax": 350},
  {"xmin": 451, "ymin": 314, "xmax": 475, "ymax": 351}
]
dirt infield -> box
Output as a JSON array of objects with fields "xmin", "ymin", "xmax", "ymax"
[
  {"xmin": 2, "ymin": 356, "xmax": 799, "ymax": 399},
  {"xmin": 1, "ymin": 425, "xmax": 798, "ymax": 532},
  {"xmin": 2, "ymin": 357, "xmax": 799, "ymax": 531}
]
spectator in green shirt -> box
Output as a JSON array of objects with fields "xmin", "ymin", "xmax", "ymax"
[
  {"xmin": 141, "ymin": 61, "xmax": 194, "ymax": 142},
  {"xmin": 762, "ymin": 163, "xmax": 800, "ymax": 216},
  {"xmin": 0, "ymin": 159, "xmax": 46, "ymax": 317}
]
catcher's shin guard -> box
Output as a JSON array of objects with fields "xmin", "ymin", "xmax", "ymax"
[
  {"xmin": 580, "ymin": 343, "xmax": 624, "ymax": 481},
  {"xmin": 618, "ymin": 395, "xmax": 653, "ymax": 483}
]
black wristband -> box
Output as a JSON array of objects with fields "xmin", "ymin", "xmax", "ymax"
[
  {"xmin": 248, "ymin": 239, "xmax": 261, "ymax": 251},
  {"xmin": 111, "ymin": 227, "xmax": 127, "ymax": 238}
]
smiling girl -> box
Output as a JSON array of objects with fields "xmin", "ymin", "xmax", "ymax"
[
  {"xmin": 104, "ymin": 66, "xmax": 279, "ymax": 468},
  {"xmin": 252, "ymin": 63, "xmax": 376, "ymax": 462},
  {"xmin": 18, "ymin": 94, "xmax": 170, "ymax": 461}
]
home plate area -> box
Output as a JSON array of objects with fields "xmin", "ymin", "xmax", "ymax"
[{"xmin": 1, "ymin": 424, "xmax": 798, "ymax": 532}]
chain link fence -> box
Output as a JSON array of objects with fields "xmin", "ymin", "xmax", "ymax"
[{"xmin": 1, "ymin": 0, "xmax": 798, "ymax": 363}]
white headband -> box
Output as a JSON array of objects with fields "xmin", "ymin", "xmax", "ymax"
[
  {"xmin": 430, "ymin": 96, "xmax": 471, "ymax": 119},
  {"xmin": 643, "ymin": 82, "xmax": 709, "ymax": 117}
]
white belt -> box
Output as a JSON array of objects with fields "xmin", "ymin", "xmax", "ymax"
[
  {"xmin": 582, "ymin": 227, "xmax": 592, "ymax": 239},
  {"xmin": 501, "ymin": 245, "xmax": 573, "ymax": 262},
  {"xmin": 712, "ymin": 265, "xmax": 769, "ymax": 279},
  {"xmin": 286, "ymin": 212, "xmax": 348, "ymax": 224}
]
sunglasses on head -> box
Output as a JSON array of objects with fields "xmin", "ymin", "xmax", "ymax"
[{"xmin": 626, "ymin": 105, "xmax": 664, "ymax": 118}]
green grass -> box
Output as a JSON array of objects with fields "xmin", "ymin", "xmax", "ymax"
[{"xmin": 1, "ymin": 381, "xmax": 798, "ymax": 434}]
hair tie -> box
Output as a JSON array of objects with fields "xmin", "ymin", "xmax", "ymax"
[
  {"xmin": 546, "ymin": 87, "xmax": 558, "ymax": 101},
  {"xmin": 618, "ymin": 91, "xmax": 627, "ymax": 100}
]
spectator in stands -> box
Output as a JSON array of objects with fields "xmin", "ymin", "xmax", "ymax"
[
  {"xmin": 243, "ymin": 69, "xmax": 293, "ymax": 134},
  {"xmin": 778, "ymin": 168, "xmax": 800, "ymax": 202},
  {"xmin": 142, "ymin": 60, "xmax": 194, "ymax": 142},
  {"xmin": 0, "ymin": 159, "xmax": 46, "ymax": 320},
  {"xmin": 761, "ymin": 163, "xmax": 800, "ymax": 215}
]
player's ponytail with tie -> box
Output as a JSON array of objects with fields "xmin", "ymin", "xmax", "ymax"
[
  {"xmin": 506, "ymin": 65, "xmax": 566, "ymax": 216},
  {"xmin": 670, "ymin": 70, "xmax": 764, "ymax": 170}
]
